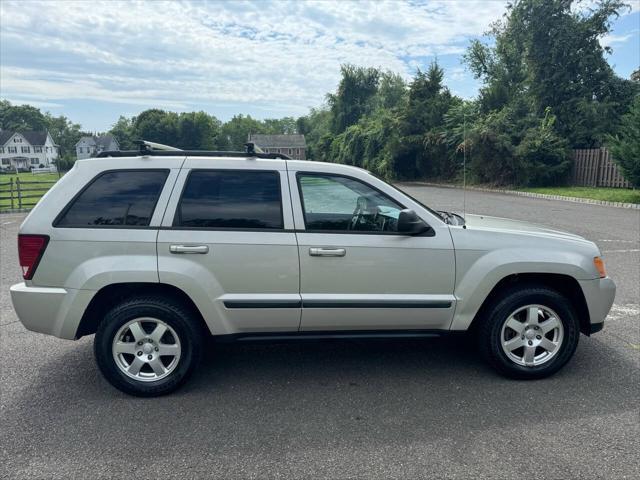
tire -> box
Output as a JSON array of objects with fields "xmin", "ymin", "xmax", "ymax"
[
  {"xmin": 478, "ymin": 285, "xmax": 580, "ymax": 379},
  {"xmin": 94, "ymin": 296, "xmax": 203, "ymax": 396}
]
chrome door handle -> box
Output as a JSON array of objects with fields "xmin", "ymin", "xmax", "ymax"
[
  {"xmin": 170, "ymin": 244, "xmax": 209, "ymax": 254},
  {"xmin": 309, "ymin": 247, "xmax": 346, "ymax": 257}
]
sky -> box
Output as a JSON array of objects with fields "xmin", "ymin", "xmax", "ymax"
[{"xmin": 1, "ymin": 0, "xmax": 639, "ymax": 132}]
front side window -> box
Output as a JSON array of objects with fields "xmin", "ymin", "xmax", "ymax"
[
  {"xmin": 21, "ymin": 146, "xmax": 30, "ymax": 153},
  {"xmin": 176, "ymin": 170, "xmax": 283, "ymax": 229},
  {"xmin": 8, "ymin": 146, "xmax": 17, "ymax": 153},
  {"xmin": 30, "ymin": 158, "xmax": 39, "ymax": 165},
  {"xmin": 34, "ymin": 146, "xmax": 42, "ymax": 153},
  {"xmin": 298, "ymin": 173, "xmax": 403, "ymax": 232},
  {"xmin": 56, "ymin": 170, "xmax": 168, "ymax": 227},
  {"xmin": 1, "ymin": 159, "xmax": 9, "ymax": 165}
]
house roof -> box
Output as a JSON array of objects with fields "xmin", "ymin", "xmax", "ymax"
[
  {"xmin": 76, "ymin": 134, "xmax": 118, "ymax": 149},
  {"xmin": 249, "ymin": 134, "xmax": 306, "ymax": 148},
  {"xmin": 0, "ymin": 130, "xmax": 51, "ymax": 146}
]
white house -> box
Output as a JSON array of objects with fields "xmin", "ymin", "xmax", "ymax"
[
  {"xmin": 76, "ymin": 134, "xmax": 119, "ymax": 160},
  {"xmin": 0, "ymin": 130, "xmax": 59, "ymax": 171}
]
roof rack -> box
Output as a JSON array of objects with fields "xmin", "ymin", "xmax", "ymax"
[{"xmin": 95, "ymin": 139, "xmax": 291, "ymax": 160}]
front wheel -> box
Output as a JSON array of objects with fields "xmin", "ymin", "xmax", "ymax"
[
  {"xmin": 478, "ymin": 286, "xmax": 580, "ymax": 379},
  {"xmin": 94, "ymin": 296, "xmax": 203, "ymax": 396}
]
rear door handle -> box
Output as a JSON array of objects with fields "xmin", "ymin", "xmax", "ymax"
[
  {"xmin": 170, "ymin": 244, "xmax": 209, "ymax": 254},
  {"xmin": 309, "ymin": 247, "xmax": 346, "ymax": 257}
]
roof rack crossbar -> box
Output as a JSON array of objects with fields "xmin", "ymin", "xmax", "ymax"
[
  {"xmin": 96, "ymin": 150, "xmax": 291, "ymax": 159},
  {"xmin": 95, "ymin": 139, "xmax": 291, "ymax": 159}
]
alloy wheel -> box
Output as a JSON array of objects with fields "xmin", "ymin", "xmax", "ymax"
[
  {"xmin": 500, "ymin": 304, "xmax": 564, "ymax": 367},
  {"xmin": 111, "ymin": 317, "xmax": 181, "ymax": 382}
]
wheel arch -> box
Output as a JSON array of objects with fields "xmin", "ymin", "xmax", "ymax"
[
  {"xmin": 76, "ymin": 282, "xmax": 209, "ymax": 338},
  {"xmin": 467, "ymin": 273, "xmax": 591, "ymax": 335}
]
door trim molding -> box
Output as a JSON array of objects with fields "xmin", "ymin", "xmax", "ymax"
[{"xmin": 223, "ymin": 299, "xmax": 452, "ymax": 309}]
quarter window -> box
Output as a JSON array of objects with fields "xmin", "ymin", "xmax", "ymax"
[
  {"xmin": 176, "ymin": 170, "xmax": 283, "ymax": 229},
  {"xmin": 56, "ymin": 170, "xmax": 168, "ymax": 227},
  {"xmin": 298, "ymin": 173, "xmax": 403, "ymax": 232}
]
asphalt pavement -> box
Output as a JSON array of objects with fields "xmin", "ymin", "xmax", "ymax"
[{"xmin": 1, "ymin": 185, "xmax": 638, "ymax": 479}]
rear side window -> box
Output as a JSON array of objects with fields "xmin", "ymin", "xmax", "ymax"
[
  {"xmin": 55, "ymin": 170, "xmax": 168, "ymax": 227},
  {"xmin": 175, "ymin": 170, "xmax": 283, "ymax": 229}
]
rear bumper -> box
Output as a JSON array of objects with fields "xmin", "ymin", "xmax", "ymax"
[
  {"xmin": 10, "ymin": 282, "xmax": 94, "ymax": 340},
  {"xmin": 578, "ymin": 277, "xmax": 616, "ymax": 333}
]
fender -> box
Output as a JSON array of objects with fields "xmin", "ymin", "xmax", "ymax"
[{"xmin": 450, "ymin": 247, "xmax": 598, "ymax": 331}]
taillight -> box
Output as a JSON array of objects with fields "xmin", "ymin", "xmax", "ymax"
[{"xmin": 18, "ymin": 234, "xmax": 49, "ymax": 280}]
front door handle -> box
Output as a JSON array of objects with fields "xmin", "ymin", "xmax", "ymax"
[
  {"xmin": 170, "ymin": 244, "xmax": 209, "ymax": 254},
  {"xmin": 309, "ymin": 247, "xmax": 346, "ymax": 257}
]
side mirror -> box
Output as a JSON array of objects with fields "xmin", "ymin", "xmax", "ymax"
[{"xmin": 397, "ymin": 209, "xmax": 432, "ymax": 236}]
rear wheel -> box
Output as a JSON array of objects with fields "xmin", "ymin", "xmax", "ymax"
[
  {"xmin": 94, "ymin": 296, "xmax": 203, "ymax": 396},
  {"xmin": 478, "ymin": 286, "xmax": 580, "ymax": 379}
]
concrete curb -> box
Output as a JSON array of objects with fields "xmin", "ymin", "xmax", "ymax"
[{"xmin": 404, "ymin": 182, "xmax": 640, "ymax": 210}]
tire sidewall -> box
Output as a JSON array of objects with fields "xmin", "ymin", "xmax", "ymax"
[
  {"xmin": 94, "ymin": 299, "xmax": 201, "ymax": 396},
  {"xmin": 485, "ymin": 287, "xmax": 580, "ymax": 379}
]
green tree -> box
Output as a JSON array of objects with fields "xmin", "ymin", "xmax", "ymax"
[
  {"xmin": 44, "ymin": 113, "xmax": 85, "ymax": 159},
  {"xmin": 218, "ymin": 114, "xmax": 267, "ymax": 150},
  {"xmin": 0, "ymin": 100, "xmax": 48, "ymax": 131},
  {"xmin": 607, "ymin": 95, "xmax": 640, "ymax": 186},
  {"xmin": 132, "ymin": 109, "xmax": 180, "ymax": 146},
  {"xmin": 177, "ymin": 111, "xmax": 221, "ymax": 149},
  {"xmin": 262, "ymin": 117, "xmax": 298, "ymax": 134},
  {"xmin": 109, "ymin": 116, "xmax": 135, "ymax": 150},
  {"xmin": 395, "ymin": 62, "xmax": 461, "ymax": 178},
  {"xmin": 466, "ymin": 0, "xmax": 637, "ymax": 148},
  {"xmin": 327, "ymin": 65, "xmax": 380, "ymax": 135},
  {"xmin": 296, "ymin": 107, "xmax": 331, "ymax": 161}
]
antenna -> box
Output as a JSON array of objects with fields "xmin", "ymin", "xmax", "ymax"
[{"xmin": 462, "ymin": 111, "xmax": 467, "ymax": 221}]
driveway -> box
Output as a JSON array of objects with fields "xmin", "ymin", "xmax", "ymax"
[{"xmin": 1, "ymin": 185, "xmax": 638, "ymax": 479}]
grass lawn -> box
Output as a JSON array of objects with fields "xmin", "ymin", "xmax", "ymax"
[
  {"xmin": 519, "ymin": 186, "xmax": 640, "ymax": 204},
  {"xmin": 0, "ymin": 172, "xmax": 63, "ymax": 211}
]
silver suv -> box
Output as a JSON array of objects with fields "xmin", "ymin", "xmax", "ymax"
[{"xmin": 10, "ymin": 146, "xmax": 616, "ymax": 396}]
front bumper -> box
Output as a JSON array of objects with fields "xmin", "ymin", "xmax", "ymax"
[
  {"xmin": 578, "ymin": 277, "xmax": 616, "ymax": 333},
  {"xmin": 10, "ymin": 282, "xmax": 94, "ymax": 339}
]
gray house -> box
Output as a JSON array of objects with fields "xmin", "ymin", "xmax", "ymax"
[
  {"xmin": 248, "ymin": 134, "xmax": 306, "ymax": 160},
  {"xmin": 75, "ymin": 134, "xmax": 119, "ymax": 160}
]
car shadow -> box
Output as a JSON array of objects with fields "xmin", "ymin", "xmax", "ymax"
[{"xmin": 2, "ymin": 332, "xmax": 637, "ymax": 466}]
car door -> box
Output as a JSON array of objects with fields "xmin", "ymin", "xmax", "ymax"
[
  {"xmin": 157, "ymin": 157, "xmax": 301, "ymax": 335},
  {"xmin": 289, "ymin": 165, "xmax": 456, "ymax": 331}
]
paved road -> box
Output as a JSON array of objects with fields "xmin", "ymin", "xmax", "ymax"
[{"xmin": 1, "ymin": 186, "xmax": 638, "ymax": 479}]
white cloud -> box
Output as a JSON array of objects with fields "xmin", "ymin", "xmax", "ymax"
[
  {"xmin": 0, "ymin": 0, "xmax": 506, "ymax": 119},
  {"xmin": 600, "ymin": 30, "xmax": 639, "ymax": 48}
]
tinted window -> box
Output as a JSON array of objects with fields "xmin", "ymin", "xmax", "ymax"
[
  {"xmin": 56, "ymin": 170, "xmax": 168, "ymax": 227},
  {"xmin": 299, "ymin": 174, "xmax": 403, "ymax": 232},
  {"xmin": 176, "ymin": 170, "xmax": 283, "ymax": 229}
]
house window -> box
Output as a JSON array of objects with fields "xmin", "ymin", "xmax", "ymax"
[
  {"xmin": 14, "ymin": 137, "xmax": 22, "ymax": 143},
  {"xmin": 0, "ymin": 147, "xmax": 3, "ymax": 153},
  {"xmin": 34, "ymin": 146, "xmax": 42, "ymax": 153},
  {"xmin": 1, "ymin": 159, "xmax": 9, "ymax": 165},
  {"xmin": 22, "ymin": 146, "xmax": 30, "ymax": 153},
  {"xmin": 31, "ymin": 158, "xmax": 39, "ymax": 165},
  {"xmin": 8, "ymin": 146, "xmax": 17, "ymax": 153}
]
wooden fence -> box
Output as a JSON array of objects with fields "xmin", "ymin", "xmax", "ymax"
[
  {"xmin": 0, "ymin": 177, "xmax": 58, "ymax": 211},
  {"xmin": 572, "ymin": 148, "xmax": 630, "ymax": 188}
]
